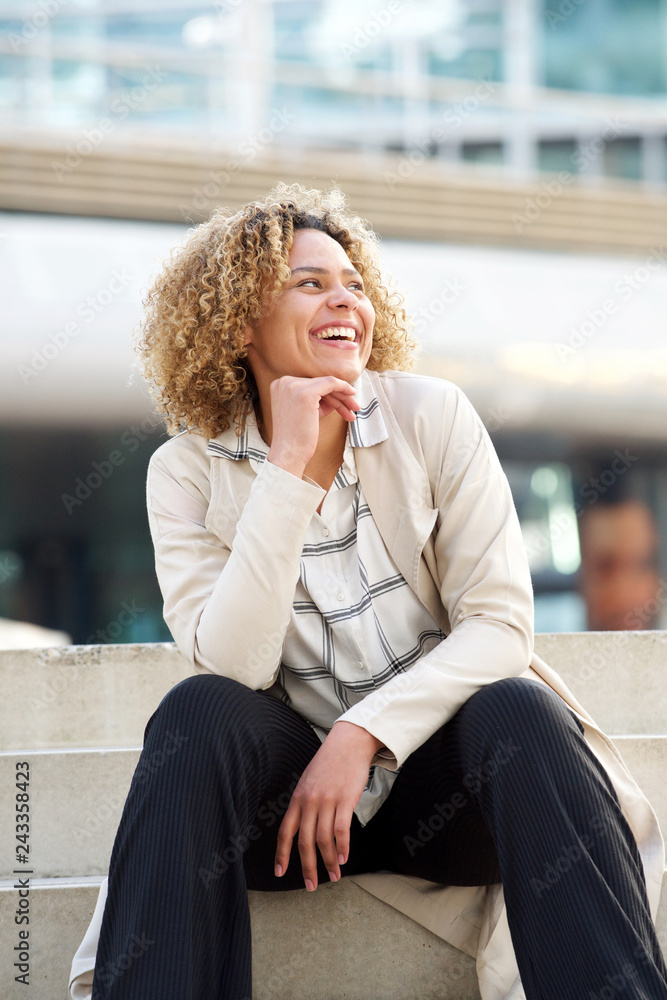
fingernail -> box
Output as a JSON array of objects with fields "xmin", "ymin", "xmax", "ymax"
[
  {"xmin": 274, "ymin": 864, "xmax": 282, "ymax": 878},
  {"xmin": 338, "ymin": 854, "xmax": 345, "ymax": 865},
  {"xmin": 305, "ymin": 879, "xmax": 315, "ymax": 892},
  {"xmin": 328, "ymin": 871, "xmax": 339, "ymax": 883}
]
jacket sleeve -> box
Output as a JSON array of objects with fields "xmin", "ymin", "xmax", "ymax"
[
  {"xmin": 339, "ymin": 386, "xmax": 534, "ymax": 769},
  {"xmin": 147, "ymin": 447, "xmax": 325, "ymax": 688}
]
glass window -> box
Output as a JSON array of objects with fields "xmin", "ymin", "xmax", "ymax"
[
  {"xmin": 538, "ymin": 139, "xmax": 578, "ymax": 174},
  {"xmin": 429, "ymin": 47, "xmax": 503, "ymax": 83},
  {"xmin": 541, "ymin": 0, "xmax": 666, "ymax": 96},
  {"xmin": 504, "ymin": 460, "xmax": 584, "ymax": 632},
  {"xmin": 603, "ymin": 137, "xmax": 642, "ymax": 180},
  {"xmin": 461, "ymin": 141, "xmax": 504, "ymax": 164}
]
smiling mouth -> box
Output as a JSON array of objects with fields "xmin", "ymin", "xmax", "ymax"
[{"xmin": 309, "ymin": 326, "xmax": 360, "ymax": 343}]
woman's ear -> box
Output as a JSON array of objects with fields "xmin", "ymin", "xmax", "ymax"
[{"xmin": 243, "ymin": 322, "xmax": 254, "ymax": 346}]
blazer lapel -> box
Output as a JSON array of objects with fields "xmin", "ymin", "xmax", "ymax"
[{"xmin": 355, "ymin": 373, "xmax": 439, "ymax": 609}]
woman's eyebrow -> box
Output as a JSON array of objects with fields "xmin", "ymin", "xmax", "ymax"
[{"xmin": 290, "ymin": 265, "xmax": 361, "ymax": 278}]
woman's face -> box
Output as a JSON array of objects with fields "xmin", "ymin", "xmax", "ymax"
[{"xmin": 244, "ymin": 228, "xmax": 376, "ymax": 396}]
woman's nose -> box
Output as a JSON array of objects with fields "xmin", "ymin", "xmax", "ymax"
[{"xmin": 327, "ymin": 284, "xmax": 358, "ymax": 308}]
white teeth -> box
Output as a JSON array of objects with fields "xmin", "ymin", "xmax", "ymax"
[{"xmin": 312, "ymin": 327, "xmax": 357, "ymax": 340}]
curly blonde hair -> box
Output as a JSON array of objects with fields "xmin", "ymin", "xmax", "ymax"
[{"xmin": 136, "ymin": 182, "xmax": 419, "ymax": 438}]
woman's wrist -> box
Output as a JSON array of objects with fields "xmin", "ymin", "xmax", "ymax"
[
  {"xmin": 267, "ymin": 446, "xmax": 307, "ymax": 481},
  {"xmin": 330, "ymin": 720, "xmax": 386, "ymax": 761}
]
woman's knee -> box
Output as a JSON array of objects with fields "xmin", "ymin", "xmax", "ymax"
[
  {"xmin": 143, "ymin": 672, "xmax": 254, "ymax": 745},
  {"xmin": 457, "ymin": 677, "xmax": 582, "ymax": 769},
  {"xmin": 464, "ymin": 676, "xmax": 577, "ymax": 732}
]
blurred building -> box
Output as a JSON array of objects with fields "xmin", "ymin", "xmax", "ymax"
[
  {"xmin": 1, "ymin": 0, "xmax": 667, "ymax": 642},
  {"xmin": 1, "ymin": 0, "xmax": 666, "ymax": 184}
]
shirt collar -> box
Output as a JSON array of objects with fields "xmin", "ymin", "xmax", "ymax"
[
  {"xmin": 206, "ymin": 409, "xmax": 268, "ymax": 473},
  {"xmin": 348, "ymin": 370, "xmax": 388, "ymax": 449},
  {"xmin": 206, "ymin": 370, "xmax": 388, "ymax": 472}
]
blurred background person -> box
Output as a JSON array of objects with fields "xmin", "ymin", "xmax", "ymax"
[{"xmin": 579, "ymin": 493, "xmax": 664, "ymax": 631}]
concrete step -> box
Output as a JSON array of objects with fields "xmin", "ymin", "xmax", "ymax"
[
  {"xmin": 0, "ymin": 643, "xmax": 190, "ymax": 751},
  {"xmin": 534, "ymin": 631, "xmax": 667, "ymax": 736},
  {"xmin": 613, "ymin": 736, "xmax": 667, "ymax": 834},
  {"xmin": 2, "ymin": 632, "xmax": 666, "ymax": 752},
  {"xmin": 0, "ymin": 877, "xmax": 482, "ymax": 1000},
  {"xmin": 0, "ymin": 749, "xmax": 140, "ymax": 880},
  {"xmin": 2, "ymin": 634, "xmax": 665, "ymax": 998},
  {"xmin": 2, "ymin": 873, "xmax": 667, "ymax": 1000},
  {"xmin": 2, "ymin": 737, "xmax": 666, "ymax": 881}
]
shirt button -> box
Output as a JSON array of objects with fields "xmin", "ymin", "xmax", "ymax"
[
  {"xmin": 322, "ymin": 527, "xmax": 330, "ymax": 537},
  {"xmin": 357, "ymin": 661, "xmax": 365, "ymax": 672},
  {"xmin": 337, "ymin": 593, "xmax": 345, "ymax": 602}
]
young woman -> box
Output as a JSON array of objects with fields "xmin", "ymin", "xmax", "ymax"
[{"xmin": 71, "ymin": 183, "xmax": 666, "ymax": 1000}]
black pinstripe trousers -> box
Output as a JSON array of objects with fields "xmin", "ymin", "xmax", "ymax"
[{"xmin": 91, "ymin": 673, "xmax": 667, "ymax": 1000}]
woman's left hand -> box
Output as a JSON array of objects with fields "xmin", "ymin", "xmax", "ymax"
[{"xmin": 274, "ymin": 721, "xmax": 384, "ymax": 890}]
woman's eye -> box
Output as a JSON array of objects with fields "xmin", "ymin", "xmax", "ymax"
[{"xmin": 296, "ymin": 278, "xmax": 364, "ymax": 291}]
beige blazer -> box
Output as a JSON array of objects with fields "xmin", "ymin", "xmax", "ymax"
[{"xmin": 70, "ymin": 370, "xmax": 664, "ymax": 1000}]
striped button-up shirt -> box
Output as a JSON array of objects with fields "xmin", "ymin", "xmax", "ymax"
[{"xmin": 210, "ymin": 376, "xmax": 446, "ymax": 824}]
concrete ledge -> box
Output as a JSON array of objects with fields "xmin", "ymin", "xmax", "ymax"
[
  {"xmin": 0, "ymin": 749, "xmax": 140, "ymax": 880},
  {"xmin": 0, "ymin": 644, "xmax": 190, "ymax": 751},
  {"xmin": 2, "ymin": 634, "xmax": 665, "ymax": 998},
  {"xmin": 3, "ymin": 736, "xmax": 666, "ymax": 881},
  {"xmin": 534, "ymin": 631, "xmax": 667, "ymax": 735},
  {"xmin": 2, "ymin": 632, "xmax": 666, "ymax": 752},
  {"xmin": 0, "ymin": 878, "xmax": 481, "ymax": 1000},
  {"xmin": 0, "ymin": 736, "xmax": 667, "ymax": 879},
  {"xmin": 1, "ymin": 873, "xmax": 666, "ymax": 1000},
  {"xmin": 613, "ymin": 736, "xmax": 667, "ymax": 834}
]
